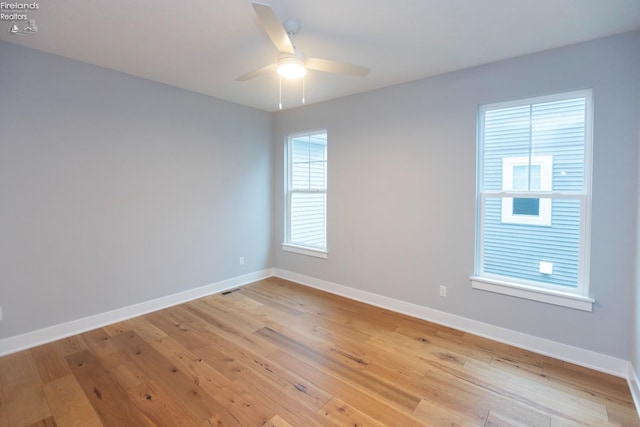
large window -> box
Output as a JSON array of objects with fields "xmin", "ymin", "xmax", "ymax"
[
  {"xmin": 472, "ymin": 90, "xmax": 594, "ymax": 311},
  {"xmin": 283, "ymin": 130, "xmax": 328, "ymax": 258}
]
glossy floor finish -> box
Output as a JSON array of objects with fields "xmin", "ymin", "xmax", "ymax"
[{"xmin": 0, "ymin": 277, "xmax": 638, "ymax": 426}]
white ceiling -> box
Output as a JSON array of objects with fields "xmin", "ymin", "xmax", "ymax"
[{"xmin": 2, "ymin": 0, "xmax": 639, "ymax": 112}]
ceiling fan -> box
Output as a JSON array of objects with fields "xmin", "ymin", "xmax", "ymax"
[{"xmin": 236, "ymin": 2, "xmax": 370, "ymax": 82}]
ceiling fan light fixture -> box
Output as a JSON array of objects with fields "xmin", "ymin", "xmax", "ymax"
[{"xmin": 277, "ymin": 56, "xmax": 306, "ymax": 79}]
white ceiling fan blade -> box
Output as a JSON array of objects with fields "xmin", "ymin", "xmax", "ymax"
[
  {"xmin": 306, "ymin": 58, "xmax": 370, "ymax": 77},
  {"xmin": 235, "ymin": 63, "xmax": 277, "ymax": 81},
  {"xmin": 252, "ymin": 3, "xmax": 295, "ymax": 55}
]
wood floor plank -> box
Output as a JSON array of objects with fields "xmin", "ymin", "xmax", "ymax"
[
  {"xmin": 454, "ymin": 358, "xmax": 610, "ymax": 424},
  {"xmin": 148, "ymin": 336, "xmax": 310, "ymax": 427},
  {"xmin": 150, "ymin": 334, "xmax": 331, "ymax": 426},
  {"xmin": 41, "ymin": 375, "xmax": 102, "ymax": 427},
  {"xmin": 413, "ymin": 398, "xmax": 486, "ymax": 426},
  {"xmin": 417, "ymin": 370, "xmax": 492, "ymax": 425},
  {"xmin": 605, "ymin": 402, "xmax": 640, "ymax": 427},
  {"xmin": 0, "ymin": 351, "xmax": 52, "ymax": 427},
  {"xmin": 188, "ymin": 297, "xmax": 266, "ymax": 334},
  {"xmin": 267, "ymin": 348, "xmax": 431, "ymax": 426},
  {"xmin": 318, "ymin": 396, "xmax": 388, "ymax": 427},
  {"xmin": 485, "ymin": 409, "xmax": 549, "ymax": 427},
  {"xmin": 393, "ymin": 325, "xmax": 494, "ymax": 364},
  {"xmin": 229, "ymin": 367, "xmax": 343, "ymax": 427},
  {"xmin": 211, "ymin": 289, "xmax": 373, "ymax": 347},
  {"xmin": 108, "ymin": 331, "xmax": 225, "ymax": 425},
  {"xmin": 81, "ymin": 328, "xmax": 129, "ymax": 370},
  {"xmin": 419, "ymin": 368, "xmax": 552, "ymax": 427},
  {"xmin": 55, "ymin": 335, "xmax": 88, "ymax": 357},
  {"xmin": 190, "ymin": 335, "xmax": 332, "ymax": 412},
  {"xmin": 126, "ymin": 378, "xmax": 201, "ymax": 427},
  {"xmin": 108, "ymin": 358, "xmax": 202, "ymax": 427},
  {"xmin": 0, "ymin": 351, "xmax": 41, "ymax": 388},
  {"xmin": 238, "ymin": 286, "xmax": 307, "ymax": 318},
  {"xmin": 109, "ymin": 362, "xmax": 149, "ymax": 391},
  {"xmin": 65, "ymin": 350, "xmax": 153, "ymax": 427},
  {"xmin": 149, "ymin": 305, "xmax": 279, "ymax": 356},
  {"xmin": 127, "ymin": 316, "xmax": 170, "ymax": 343},
  {"xmin": 261, "ymin": 415, "xmax": 294, "ymax": 427},
  {"xmin": 257, "ymin": 326, "xmax": 422, "ymax": 412},
  {"xmin": 0, "ymin": 279, "xmax": 636, "ymax": 426},
  {"xmin": 492, "ymin": 353, "xmax": 636, "ymax": 411},
  {"xmin": 0, "ymin": 394, "xmax": 9, "ymax": 427},
  {"xmin": 144, "ymin": 309, "xmax": 214, "ymax": 351},
  {"xmin": 30, "ymin": 343, "xmax": 71, "ymax": 385},
  {"xmin": 26, "ymin": 417, "xmax": 57, "ymax": 427},
  {"xmin": 153, "ymin": 308, "xmax": 326, "ymax": 412},
  {"xmin": 542, "ymin": 361, "xmax": 636, "ymax": 406},
  {"xmin": 363, "ymin": 327, "xmax": 476, "ymax": 382},
  {"xmin": 4, "ymin": 382, "xmax": 51, "ymax": 427}
]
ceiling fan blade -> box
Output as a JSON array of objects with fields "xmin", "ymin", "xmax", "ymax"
[
  {"xmin": 252, "ymin": 3, "xmax": 295, "ymax": 54},
  {"xmin": 306, "ymin": 57, "xmax": 370, "ymax": 77},
  {"xmin": 235, "ymin": 63, "xmax": 277, "ymax": 81}
]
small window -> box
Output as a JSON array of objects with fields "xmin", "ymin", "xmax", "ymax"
[
  {"xmin": 501, "ymin": 155, "xmax": 552, "ymax": 226},
  {"xmin": 283, "ymin": 130, "xmax": 328, "ymax": 258}
]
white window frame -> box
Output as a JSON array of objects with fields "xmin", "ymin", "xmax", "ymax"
[
  {"xmin": 501, "ymin": 155, "xmax": 552, "ymax": 226},
  {"xmin": 282, "ymin": 130, "xmax": 328, "ymax": 259},
  {"xmin": 471, "ymin": 90, "xmax": 594, "ymax": 311}
]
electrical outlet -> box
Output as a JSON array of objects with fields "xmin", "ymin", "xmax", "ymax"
[
  {"xmin": 439, "ymin": 286, "xmax": 447, "ymax": 297},
  {"xmin": 239, "ymin": 257, "xmax": 244, "ymax": 266}
]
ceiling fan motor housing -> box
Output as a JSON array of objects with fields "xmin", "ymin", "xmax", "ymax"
[{"xmin": 282, "ymin": 19, "xmax": 301, "ymax": 38}]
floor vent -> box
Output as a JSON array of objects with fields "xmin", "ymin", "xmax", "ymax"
[{"xmin": 221, "ymin": 288, "xmax": 241, "ymax": 296}]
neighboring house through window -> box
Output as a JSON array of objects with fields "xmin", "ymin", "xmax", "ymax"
[
  {"xmin": 283, "ymin": 130, "xmax": 328, "ymax": 258},
  {"xmin": 472, "ymin": 90, "xmax": 594, "ymax": 311}
]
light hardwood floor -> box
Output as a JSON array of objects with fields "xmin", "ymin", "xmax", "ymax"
[{"xmin": 0, "ymin": 277, "xmax": 638, "ymax": 426}]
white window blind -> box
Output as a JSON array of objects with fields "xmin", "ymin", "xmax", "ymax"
[{"xmin": 284, "ymin": 131, "xmax": 327, "ymax": 256}]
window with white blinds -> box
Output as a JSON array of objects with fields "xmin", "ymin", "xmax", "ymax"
[
  {"xmin": 472, "ymin": 90, "xmax": 594, "ymax": 311},
  {"xmin": 283, "ymin": 131, "xmax": 327, "ymax": 258}
]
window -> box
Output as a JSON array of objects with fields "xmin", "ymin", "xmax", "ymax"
[
  {"xmin": 472, "ymin": 90, "xmax": 594, "ymax": 311},
  {"xmin": 283, "ymin": 130, "xmax": 328, "ymax": 258},
  {"xmin": 501, "ymin": 155, "xmax": 552, "ymax": 225}
]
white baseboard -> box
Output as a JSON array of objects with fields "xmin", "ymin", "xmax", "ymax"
[
  {"xmin": 629, "ymin": 363, "xmax": 640, "ymax": 419},
  {"xmin": 273, "ymin": 268, "xmax": 629, "ymax": 378},
  {"xmin": 0, "ymin": 268, "xmax": 274, "ymax": 357}
]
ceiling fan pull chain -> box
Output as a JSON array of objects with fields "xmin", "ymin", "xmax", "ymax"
[
  {"xmin": 302, "ymin": 76, "xmax": 306, "ymax": 105},
  {"xmin": 279, "ymin": 76, "xmax": 283, "ymax": 110}
]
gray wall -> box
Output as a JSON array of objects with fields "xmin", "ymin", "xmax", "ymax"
[
  {"xmin": 273, "ymin": 32, "xmax": 640, "ymax": 359},
  {"xmin": 0, "ymin": 43, "xmax": 273, "ymax": 339}
]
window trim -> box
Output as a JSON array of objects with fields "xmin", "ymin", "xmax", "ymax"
[
  {"xmin": 470, "ymin": 276, "xmax": 595, "ymax": 311},
  {"xmin": 283, "ymin": 129, "xmax": 328, "ymax": 259},
  {"xmin": 473, "ymin": 89, "xmax": 594, "ymax": 311},
  {"xmin": 281, "ymin": 243, "xmax": 328, "ymax": 259}
]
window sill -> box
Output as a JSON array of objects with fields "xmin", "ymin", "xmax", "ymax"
[
  {"xmin": 470, "ymin": 276, "xmax": 594, "ymax": 312},
  {"xmin": 282, "ymin": 243, "xmax": 328, "ymax": 259}
]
